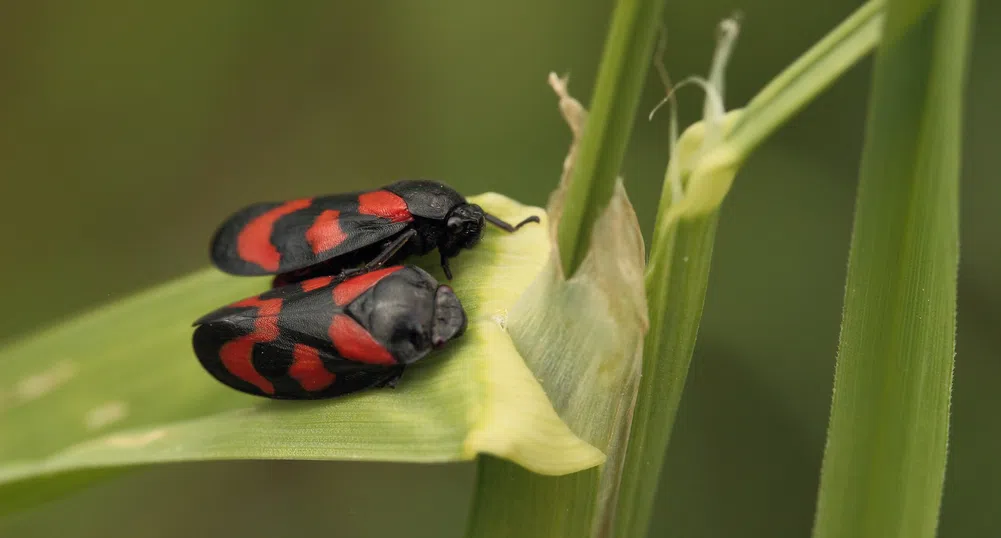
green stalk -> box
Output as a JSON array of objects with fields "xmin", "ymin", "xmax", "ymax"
[
  {"xmin": 611, "ymin": 211, "xmax": 718, "ymax": 538},
  {"xmin": 613, "ymin": 4, "xmax": 887, "ymax": 537},
  {"xmin": 555, "ymin": 0, "xmax": 668, "ymax": 278},
  {"xmin": 812, "ymin": 0, "xmax": 972, "ymax": 537}
]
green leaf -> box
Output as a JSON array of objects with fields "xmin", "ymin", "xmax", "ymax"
[
  {"xmin": 812, "ymin": 0, "xmax": 972, "ymax": 537},
  {"xmin": 615, "ymin": 5, "xmax": 887, "ymax": 535},
  {"xmin": 466, "ymin": 75, "xmax": 648, "ymax": 538},
  {"xmin": 0, "ymin": 194, "xmax": 603, "ymax": 515}
]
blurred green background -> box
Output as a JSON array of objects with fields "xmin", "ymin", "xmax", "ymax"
[{"xmin": 0, "ymin": 1, "xmax": 996, "ymax": 537}]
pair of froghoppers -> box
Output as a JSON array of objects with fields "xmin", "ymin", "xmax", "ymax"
[{"xmin": 192, "ymin": 180, "xmax": 539, "ymax": 400}]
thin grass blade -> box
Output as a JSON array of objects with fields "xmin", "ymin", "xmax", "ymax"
[{"xmin": 812, "ymin": 0, "xmax": 973, "ymax": 536}]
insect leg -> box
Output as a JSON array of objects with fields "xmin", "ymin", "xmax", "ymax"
[
  {"xmin": 484, "ymin": 213, "xmax": 541, "ymax": 232},
  {"xmin": 440, "ymin": 252, "xmax": 453, "ymax": 280},
  {"xmin": 376, "ymin": 365, "xmax": 407, "ymax": 389},
  {"xmin": 338, "ymin": 228, "xmax": 418, "ymax": 279}
]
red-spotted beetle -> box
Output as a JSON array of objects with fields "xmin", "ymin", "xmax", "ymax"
[
  {"xmin": 192, "ymin": 265, "xmax": 467, "ymax": 400},
  {"xmin": 208, "ymin": 179, "xmax": 540, "ymax": 286}
]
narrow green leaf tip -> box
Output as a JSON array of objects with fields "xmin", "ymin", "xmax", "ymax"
[{"xmin": 555, "ymin": 0, "xmax": 669, "ymax": 278}]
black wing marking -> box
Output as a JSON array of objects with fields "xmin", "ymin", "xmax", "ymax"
[
  {"xmin": 192, "ymin": 278, "xmax": 400, "ymax": 399},
  {"xmin": 209, "ymin": 192, "xmax": 411, "ymax": 276},
  {"xmin": 193, "ymin": 279, "xmax": 359, "ymax": 366},
  {"xmin": 192, "ymin": 320, "xmax": 403, "ymax": 400}
]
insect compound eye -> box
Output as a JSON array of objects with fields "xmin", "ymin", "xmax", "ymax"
[{"xmin": 447, "ymin": 216, "xmax": 463, "ymax": 231}]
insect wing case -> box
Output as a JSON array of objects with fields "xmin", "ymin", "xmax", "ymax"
[{"xmin": 192, "ymin": 266, "xmax": 467, "ymax": 399}]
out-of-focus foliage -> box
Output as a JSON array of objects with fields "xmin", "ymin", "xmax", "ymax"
[{"xmin": 0, "ymin": 1, "xmax": 997, "ymax": 537}]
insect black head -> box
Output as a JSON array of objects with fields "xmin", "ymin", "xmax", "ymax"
[
  {"xmin": 349, "ymin": 267, "xmax": 467, "ymax": 365},
  {"xmin": 431, "ymin": 285, "xmax": 467, "ymax": 349},
  {"xmin": 442, "ymin": 203, "xmax": 486, "ymax": 256}
]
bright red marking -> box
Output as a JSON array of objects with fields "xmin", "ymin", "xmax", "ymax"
[
  {"xmin": 358, "ymin": 190, "xmax": 412, "ymax": 223},
  {"xmin": 332, "ymin": 266, "xmax": 403, "ymax": 306},
  {"xmin": 300, "ymin": 275, "xmax": 334, "ymax": 292},
  {"xmin": 288, "ymin": 343, "xmax": 336, "ymax": 392},
  {"xmin": 305, "ymin": 209, "xmax": 348, "ymax": 255},
  {"xmin": 237, "ymin": 198, "xmax": 312, "ymax": 272},
  {"xmin": 329, "ymin": 314, "xmax": 396, "ymax": 365},
  {"xmin": 218, "ymin": 297, "xmax": 283, "ymax": 395}
]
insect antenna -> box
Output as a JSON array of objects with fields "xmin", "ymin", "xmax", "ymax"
[{"xmin": 484, "ymin": 213, "xmax": 541, "ymax": 233}]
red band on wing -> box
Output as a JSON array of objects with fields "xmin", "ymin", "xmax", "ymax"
[
  {"xmin": 288, "ymin": 343, "xmax": 336, "ymax": 392},
  {"xmin": 218, "ymin": 297, "xmax": 283, "ymax": 395},
  {"xmin": 300, "ymin": 275, "xmax": 334, "ymax": 292},
  {"xmin": 358, "ymin": 190, "xmax": 412, "ymax": 223},
  {"xmin": 332, "ymin": 266, "xmax": 403, "ymax": 306},
  {"xmin": 329, "ymin": 314, "xmax": 396, "ymax": 365},
  {"xmin": 306, "ymin": 209, "xmax": 348, "ymax": 255},
  {"xmin": 237, "ymin": 198, "xmax": 312, "ymax": 272}
]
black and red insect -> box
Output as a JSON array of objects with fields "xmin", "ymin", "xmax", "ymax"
[
  {"xmin": 208, "ymin": 179, "xmax": 540, "ymax": 286},
  {"xmin": 192, "ymin": 265, "xmax": 467, "ymax": 399}
]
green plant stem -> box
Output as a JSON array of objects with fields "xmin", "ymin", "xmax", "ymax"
[
  {"xmin": 812, "ymin": 0, "xmax": 972, "ymax": 536},
  {"xmin": 466, "ymin": 459, "xmax": 599, "ymax": 538},
  {"xmin": 611, "ymin": 4, "xmax": 888, "ymax": 537},
  {"xmin": 555, "ymin": 0, "xmax": 668, "ymax": 278},
  {"xmin": 612, "ymin": 211, "xmax": 718, "ymax": 538}
]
